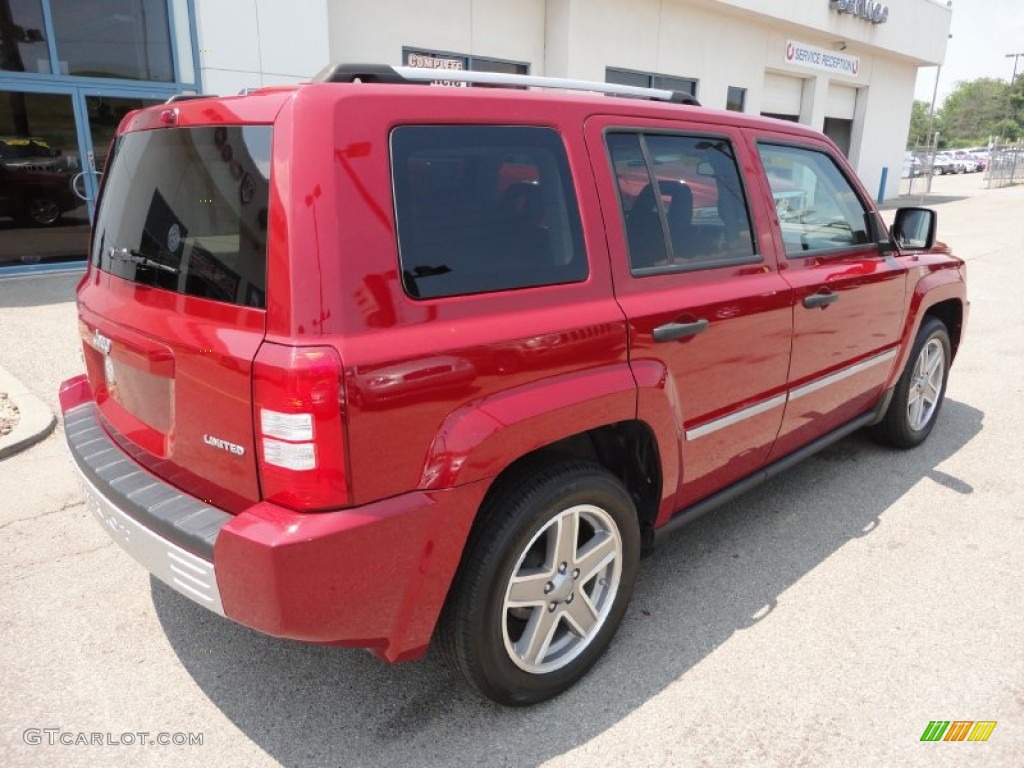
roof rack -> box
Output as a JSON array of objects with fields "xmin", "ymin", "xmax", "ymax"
[
  {"xmin": 312, "ymin": 63, "xmax": 701, "ymax": 106},
  {"xmin": 164, "ymin": 93, "xmax": 208, "ymax": 104}
]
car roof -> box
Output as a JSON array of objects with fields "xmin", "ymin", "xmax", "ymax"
[{"xmin": 122, "ymin": 79, "xmax": 833, "ymax": 148}]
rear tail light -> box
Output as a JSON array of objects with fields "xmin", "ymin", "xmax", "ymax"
[{"xmin": 253, "ymin": 343, "xmax": 349, "ymax": 510}]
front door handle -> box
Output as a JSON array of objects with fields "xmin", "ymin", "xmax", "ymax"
[
  {"xmin": 803, "ymin": 292, "xmax": 839, "ymax": 309},
  {"xmin": 652, "ymin": 319, "xmax": 709, "ymax": 342}
]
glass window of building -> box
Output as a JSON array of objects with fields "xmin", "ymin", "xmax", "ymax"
[
  {"xmin": 0, "ymin": 0, "xmax": 51, "ymax": 74},
  {"xmin": 607, "ymin": 68, "xmax": 698, "ymax": 98},
  {"xmin": 50, "ymin": 0, "xmax": 175, "ymax": 81},
  {"xmin": 0, "ymin": 91, "xmax": 89, "ymax": 266},
  {"xmin": 726, "ymin": 86, "xmax": 746, "ymax": 112}
]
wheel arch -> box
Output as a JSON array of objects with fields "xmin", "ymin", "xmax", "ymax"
[
  {"xmin": 887, "ymin": 267, "xmax": 967, "ymax": 389},
  {"xmin": 922, "ymin": 298, "xmax": 964, "ymax": 360}
]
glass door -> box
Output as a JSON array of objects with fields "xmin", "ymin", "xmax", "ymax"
[
  {"xmin": 74, "ymin": 91, "xmax": 164, "ymax": 207},
  {"xmin": 0, "ymin": 86, "xmax": 89, "ymax": 267},
  {"xmin": 0, "ymin": 85, "xmax": 165, "ymax": 268}
]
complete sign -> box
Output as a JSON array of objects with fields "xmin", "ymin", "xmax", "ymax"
[
  {"xmin": 785, "ymin": 40, "xmax": 860, "ymax": 76},
  {"xmin": 830, "ymin": 0, "xmax": 889, "ymax": 24}
]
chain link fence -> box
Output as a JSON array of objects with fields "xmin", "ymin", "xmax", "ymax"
[
  {"xmin": 899, "ymin": 144, "xmax": 936, "ymax": 198},
  {"xmin": 986, "ymin": 142, "xmax": 1024, "ymax": 188}
]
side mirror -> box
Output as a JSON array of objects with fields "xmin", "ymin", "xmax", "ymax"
[
  {"xmin": 864, "ymin": 211, "xmax": 895, "ymax": 255},
  {"xmin": 892, "ymin": 207, "xmax": 936, "ymax": 250}
]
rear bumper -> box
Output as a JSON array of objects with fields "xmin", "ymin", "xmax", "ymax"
[{"xmin": 60, "ymin": 375, "xmax": 486, "ymax": 662}]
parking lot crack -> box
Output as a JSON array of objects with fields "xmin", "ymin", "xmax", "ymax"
[
  {"xmin": 0, "ymin": 498, "xmax": 84, "ymax": 531},
  {"xmin": 13, "ymin": 540, "xmax": 113, "ymax": 571}
]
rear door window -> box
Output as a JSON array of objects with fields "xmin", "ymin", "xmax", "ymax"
[
  {"xmin": 606, "ymin": 132, "xmax": 759, "ymax": 274},
  {"xmin": 391, "ymin": 126, "xmax": 587, "ymax": 299},
  {"xmin": 92, "ymin": 126, "xmax": 271, "ymax": 308}
]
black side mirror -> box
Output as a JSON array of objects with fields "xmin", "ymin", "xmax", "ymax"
[
  {"xmin": 892, "ymin": 207, "xmax": 937, "ymax": 250},
  {"xmin": 864, "ymin": 211, "xmax": 895, "ymax": 255}
]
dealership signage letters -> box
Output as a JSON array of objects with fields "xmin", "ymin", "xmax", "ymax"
[
  {"xmin": 830, "ymin": 0, "xmax": 889, "ymax": 24},
  {"xmin": 785, "ymin": 40, "xmax": 861, "ymax": 77}
]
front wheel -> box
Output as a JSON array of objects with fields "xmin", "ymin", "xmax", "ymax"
[
  {"xmin": 870, "ymin": 317, "xmax": 951, "ymax": 448},
  {"xmin": 439, "ymin": 461, "xmax": 640, "ymax": 705}
]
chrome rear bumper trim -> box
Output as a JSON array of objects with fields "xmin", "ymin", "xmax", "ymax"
[{"xmin": 73, "ymin": 465, "xmax": 224, "ymax": 615}]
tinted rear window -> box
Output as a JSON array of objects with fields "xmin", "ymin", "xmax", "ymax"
[
  {"xmin": 92, "ymin": 126, "xmax": 271, "ymax": 308},
  {"xmin": 391, "ymin": 126, "xmax": 587, "ymax": 299}
]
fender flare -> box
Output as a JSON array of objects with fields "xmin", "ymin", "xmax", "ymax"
[
  {"xmin": 887, "ymin": 265, "xmax": 967, "ymax": 389},
  {"xmin": 419, "ymin": 363, "xmax": 642, "ymax": 489},
  {"xmin": 630, "ymin": 359, "xmax": 684, "ymax": 524}
]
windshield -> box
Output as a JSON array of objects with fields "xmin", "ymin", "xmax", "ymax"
[{"xmin": 92, "ymin": 126, "xmax": 271, "ymax": 308}]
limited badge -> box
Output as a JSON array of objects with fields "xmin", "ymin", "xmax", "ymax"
[{"xmin": 167, "ymin": 223, "xmax": 181, "ymax": 253}]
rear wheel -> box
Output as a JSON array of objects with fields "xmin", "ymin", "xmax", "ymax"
[
  {"xmin": 439, "ymin": 461, "xmax": 640, "ymax": 705},
  {"xmin": 870, "ymin": 317, "xmax": 951, "ymax": 448}
]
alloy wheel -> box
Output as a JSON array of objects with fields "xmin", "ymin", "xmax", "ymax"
[
  {"xmin": 907, "ymin": 338, "xmax": 945, "ymax": 431},
  {"xmin": 501, "ymin": 503, "xmax": 623, "ymax": 674}
]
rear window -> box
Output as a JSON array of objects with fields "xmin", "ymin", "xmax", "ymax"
[
  {"xmin": 391, "ymin": 126, "xmax": 587, "ymax": 299},
  {"xmin": 92, "ymin": 126, "xmax": 271, "ymax": 309}
]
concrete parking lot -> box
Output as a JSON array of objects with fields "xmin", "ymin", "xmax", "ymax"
[{"xmin": 1, "ymin": 171, "xmax": 1021, "ymax": 767}]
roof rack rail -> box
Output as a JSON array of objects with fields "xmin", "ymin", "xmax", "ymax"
[
  {"xmin": 313, "ymin": 63, "xmax": 701, "ymax": 106},
  {"xmin": 164, "ymin": 93, "xmax": 208, "ymax": 104}
]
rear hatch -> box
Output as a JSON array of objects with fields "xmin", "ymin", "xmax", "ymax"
[{"xmin": 78, "ymin": 121, "xmax": 273, "ymax": 512}]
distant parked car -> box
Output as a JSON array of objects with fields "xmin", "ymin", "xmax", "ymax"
[
  {"xmin": 0, "ymin": 164, "xmax": 80, "ymax": 226},
  {"xmin": 931, "ymin": 154, "xmax": 963, "ymax": 175},
  {"xmin": 951, "ymin": 151, "xmax": 981, "ymax": 173},
  {"xmin": 902, "ymin": 154, "xmax": 923, "ymax": 178},
  {"xmin": 966, "ymin": 153, "xmax": 987, "ymax": 171}
]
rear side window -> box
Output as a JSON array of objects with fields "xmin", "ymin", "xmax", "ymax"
[
  {"xmin": 92, "ymin": 126, "xmax": 271, "ymax": 308},
  {"xmin": 607, "ymin": 132, "xmax": 758, "ymax": 274},
  {"xmin": 391, "ymin": 126, "xmax": 587, "ymax": 299}
]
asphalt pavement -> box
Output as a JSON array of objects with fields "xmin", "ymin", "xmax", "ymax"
[{"xmin": 0, "ymin": 171, "xmax": 1021, "ymax": 767}]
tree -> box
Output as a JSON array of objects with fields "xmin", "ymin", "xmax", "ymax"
[
  {"xmin": 938, "ymin": 78, "xmax": 1004, "ymax": 144},
  {"xmin": 937, "ymin": 78, "xmax": 1017, "ymax": 146},
  {"xmin": 907, "ymin": 100, "xmax": 932, "ymax": 147}
]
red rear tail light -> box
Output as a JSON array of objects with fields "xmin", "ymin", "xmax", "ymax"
[{"xmin": 253, "ymin": 342, "xmax": 349, "ymax": 510}]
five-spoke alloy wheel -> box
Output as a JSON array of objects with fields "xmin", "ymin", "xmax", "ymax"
[
  {"xmin": 439, "ymin": 461, "xmax": 640, "ymax": 706},
  {"xmin": 906, "ymin": 337, "xmax": 945, "ymax": 431},
  {"xmin": 871, "ymin": 317, "xmax": 951, "ymax": 448},
  {"xmin": 501, "ymin": 503, "xmax": 623, "ymax": 674}
]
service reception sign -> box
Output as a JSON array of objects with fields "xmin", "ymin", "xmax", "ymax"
[{"xmin": 785, "ymin": 40, "xmax": 860, "ymax": 77}]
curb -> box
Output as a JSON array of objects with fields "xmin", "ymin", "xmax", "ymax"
[{"xmin": 0, "ymin": 364, "xmax": 57, "ymax": 460}]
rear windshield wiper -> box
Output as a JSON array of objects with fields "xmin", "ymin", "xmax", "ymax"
[{"xmin": 106, "ymin": 246, "xmax": 179, "ymax": 275}]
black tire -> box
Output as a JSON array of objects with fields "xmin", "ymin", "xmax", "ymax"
[
  {"xmin": 19, "ymin": 196, "xmax": 62, "ymax": 227},
  {"xmin": 870, "ymin": 317, "xmax": 951, "ymax": 449},
  {"xmin": 438, "ymin": 461, "xmax": 640, "ymax": 706}
]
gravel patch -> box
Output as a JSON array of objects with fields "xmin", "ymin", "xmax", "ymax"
[{"xmin": 0, "ymin": 391, "xmax": 20, "ymax": 437}]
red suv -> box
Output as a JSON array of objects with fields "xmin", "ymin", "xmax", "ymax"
[{"xmin": 60, "ymin": 65, "xmax": 968, "ymax": 705}]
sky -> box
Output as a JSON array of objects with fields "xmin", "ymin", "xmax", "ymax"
[{"xmin": 914, "ymin": 0, "xmax": 1024, "ymax": 105}]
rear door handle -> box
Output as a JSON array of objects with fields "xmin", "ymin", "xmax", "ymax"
[
  {"xmin": 803, "ymin": 292, "xmax": 839, "ymax": 309},
  {"xmin": 652, "ymin": 319, "xmax": 709, "ymax": 342}
]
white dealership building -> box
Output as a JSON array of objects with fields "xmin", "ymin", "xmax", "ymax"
[{"xmin": 193, "ymin": 0, "xmax": 951, "ymax": 201}]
